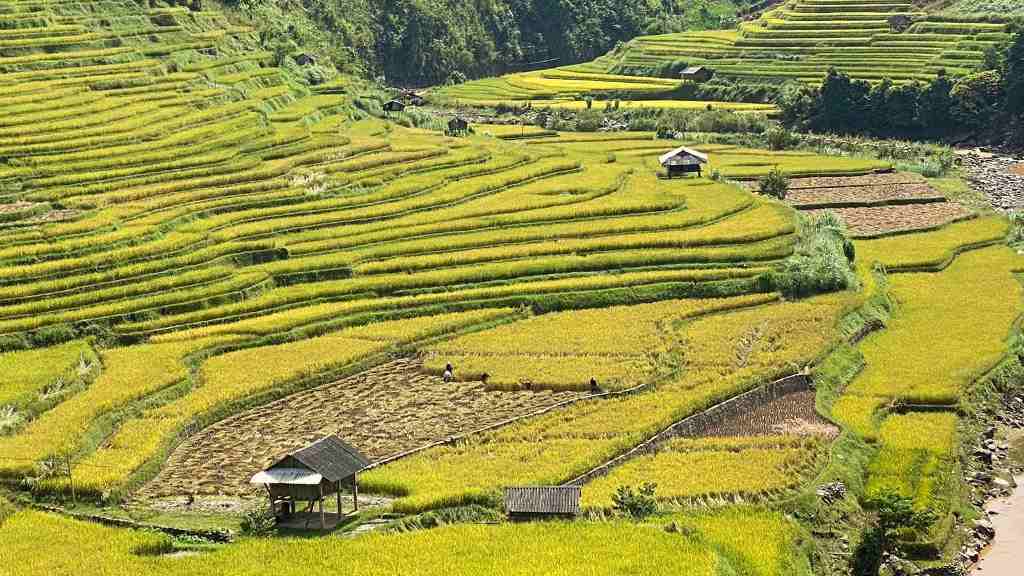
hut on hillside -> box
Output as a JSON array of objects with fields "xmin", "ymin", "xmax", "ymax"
[
  {"xmin": 250, "ymin": 435, "xmax": 370, "ymax": 531},
  {"xmin": 680, "ymin": 66, "xmax": 714, "ymax": 83},
  {"xmin": 448, "ymin": 116, "xmax": 470, "ymax": 136},
  {"xmin": 293, "ymin": 53, "xmax": 317, "ymax": 66},
  {"xmin": 659, "ymin": 146, "xmax": 709, "ymax": 178},
  {"xmin": 504, "ymin": 486, "xmax": 581, "ymax": 521},
  {"xmin": 383, "ymin": 99, "xmax": 406, "ymax": 115},
  {"xmin": 401, "ymin": 90, "xmax": 427, "ymax": 106}
]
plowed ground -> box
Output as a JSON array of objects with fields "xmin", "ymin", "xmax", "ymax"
[{"xmin": 142, "ymin": 358, "xmax": 582, "ymax": 498}]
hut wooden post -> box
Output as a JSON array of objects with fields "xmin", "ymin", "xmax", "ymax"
[
  {"xmin": 352, "ymin": 474, "xmax": 359, "ymax": 511},
  {"xmin": 336, "ymin": 480, "xmax": 343, "ymax": 516},
  {"xmin": 319, "ymin": 484, "xmax": 325, "ymax": 531}
]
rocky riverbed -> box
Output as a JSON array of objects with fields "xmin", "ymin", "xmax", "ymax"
[
  {"xmin": 958, "ymin": 151, "xmax": 1024, "ymax": 211},
  {"xmin": 972, "ymin": 474, "xmax": 1024, "ymax": 575},
  {"xmin": 962, "ymin": 397, "xmax": 1024, "ymax": 574}
]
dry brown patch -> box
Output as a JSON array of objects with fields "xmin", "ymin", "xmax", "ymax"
[{"xmin": 806, "ymin": 203, "xmax": 973, "ymax": 237}]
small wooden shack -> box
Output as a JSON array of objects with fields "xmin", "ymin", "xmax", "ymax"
[
  {"xmin": 681, "ymin": 66, "xmax": 714, "ymax": 83},
  {"xmin": 250, "ymin": 435, "xmax": 370, "ymax": 530},
  {"xmin": 504, "ymin": 486, "xmax": 581, "ymax": 521},
  {"xmin": 659, "ymin": 145, "xmax": 709, "ymax": 178},
  {"xmin": 401, "ymin": 90, "xmax": 427, "ymax": 106},
  {"xmin": 383, "ymin": 99, "xmax": 406, "ymax": 115},
  {"xmin": 448, "ymin": 116, "xmax": 469, "ymax": 135},
  {"xmin": 293, "ymin": 53, "xmax": 317, "ymax": 66}
]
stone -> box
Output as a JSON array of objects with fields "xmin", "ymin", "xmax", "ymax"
[{"xmin": 974, "ymin": 518, "xmax": 995, "ymax": 534}]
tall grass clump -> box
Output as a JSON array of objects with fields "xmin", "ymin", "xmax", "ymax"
[{"xmin": 769, "ymin": 211, "xmax": 855, "ymax": 298}]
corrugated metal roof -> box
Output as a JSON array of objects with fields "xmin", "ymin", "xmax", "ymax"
[
  {"xmin": 504, "ymin": 486, "xmax": 581, "ymax": 515},
  {"xmin": 250, "ymin": 468, "xmax": 323, "ymax": 485},
  {"xmin": 659, "ymin": 145, "xmax": 709, "ymax": 166}
]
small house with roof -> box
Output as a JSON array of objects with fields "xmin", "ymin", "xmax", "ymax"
[
  {"xmin": 448, "ymin": 116, "xmax": 470, "ymax": 135},
  {"xmin": 659, "ymin": 146, "xmax": 709, "ymax": 178},
  {"xmin": 250, "ymin": 435, "xmax": 370, "ymax": 530},
  {"xmin": 504, "ymin": 486, "xmax": 581, "ymax": 521},
  {"xmin": 383, "ymin": 99, "xmax": 406, "ymax": 115},
  {"xmin": 680, "ymin": 66, "xmax": 714, "ymax": 83}
]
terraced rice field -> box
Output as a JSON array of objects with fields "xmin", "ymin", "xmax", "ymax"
[
  {"xmin": 581, "ymin": 435, "xmax": 826, "ymax": 508},
  {"xmin": 0, "ymin": 1, "xmax": 893, "ymax": 500},
  {"xmin": 440, "ymin": 1, "xmax": 1008, "ymax": 106},
  {"xmin": 1, "ymin": 1, "xmax": 1019, "ymax": 572}
]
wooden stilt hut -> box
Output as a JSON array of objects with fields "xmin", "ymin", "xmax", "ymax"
[{"xmin": 250, "ymin": 435, "xmax": 370, "ymax": 531}]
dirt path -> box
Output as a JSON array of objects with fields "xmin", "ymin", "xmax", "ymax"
[
  {"xmin": 973, "ymin": 476, "xmax": 1024, "ymax": 575},
  {"xmin": 141, "ymin": 357, "xmax": 582, "ymax": 498}
]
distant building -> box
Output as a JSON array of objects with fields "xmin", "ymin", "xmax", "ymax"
[
  {"xmin": 448, "ymin": 116, "xmax": 470, "ymax": 135},
  {"xmin": 383, "ymin": 100, "xmax": 406, "ymax": 115},
  {"xmin": 293, "ymin": 53, "xmax": 317, "ymax": 66},
  {"xmin": 504, "ymin": 486, "xmax": 581, "ymax": 521},
  {"xmin": 401, "ymin": 90, "xmax": 427, "ymax": 106},
  {"xmin": 659, "ymin": 146, "xmax": 709, "ymax": 178},
  {"xmin": 680, "ymin": 66, "xmax": 714, "ymax": 83}
]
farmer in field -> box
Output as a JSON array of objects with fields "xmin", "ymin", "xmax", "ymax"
[
  {"xmin": 443, "ymin": 363, "xmax": 454, "ymax": 383},
  {"xmin": 590, "ymin": 378, "xmax": 603, "ymax": 394}
]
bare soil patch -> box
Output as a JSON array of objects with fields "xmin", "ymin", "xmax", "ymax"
[
  {"xmin": 787, "ymin": 183, "xmax": 945, "ymax": 208},
  {"xmin": 787, "ymin": 172, "xmax": 926, "ymax": 190},
  {"xmin": 1011, "ymin": 164, "xmax": 1024, "ymax": 177},
  {"xmin": 696, "ymin": 390, "xmax": 839, "ymax": 439},
  {"xmin": 805, "ymin": 203, "xmax": 972, "ymax": 237},
  {"xmin": 141, "ymin": 357, "xmax": 583, "ymax": 498}
]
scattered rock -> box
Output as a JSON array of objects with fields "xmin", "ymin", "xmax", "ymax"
[
  {"xmin": 959, "ymin": 151, "xmax": 1024, "ymax": 211},
  {"xmin": 973, "ymin": 519, "xmax": 996, "ymax": 539}
]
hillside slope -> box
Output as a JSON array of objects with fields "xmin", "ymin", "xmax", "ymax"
[
  {"xmin": 221, "ymin": 0, "xmax": 756, "ymax": 84},
  {"xmin": 438, "ymin": 0, "xmax": 1014, "ymax": 106}
]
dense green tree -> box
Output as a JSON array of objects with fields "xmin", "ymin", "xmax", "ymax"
[{"xmin": 919, "ymin": 70, "xmax": 955, "ymax": 137}]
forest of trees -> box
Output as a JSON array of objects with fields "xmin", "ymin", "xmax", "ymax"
[
  {"xmin": 777, "ymin": 24, "xmax": 1024, "ymax": 146},
  {"xmin": 223, "ymin": 0, "xmax": 748, "ymax": 84}
]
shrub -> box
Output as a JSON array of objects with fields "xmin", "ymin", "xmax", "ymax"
[
  {"xmin": 758, "ymin": 167, "xmax": 789, "ymax": 200},
  {"xmin": 0, "ymin": 334, "xmax": 30, "ymax": 353},
  {"xmin": 612, "ymin": 482, "xmax": 658, "ymax": 519},
  {"xmin": 765, "ymin": 126, "xmax": 797, "ymax": 151},
  {"xmin": 392, "ymin": 505, "xmax": 502, "ymax": 532},
  {"xmin": 31, "ymin": 324, "xmax": 77, "ymax": 348},
  {"xmin": 240, "ymin": 506, "xmax": 277, "ymax": 537},
  {"xmin": 867, "ymin": 490, "xmax": 938, "ymax": 553},
  {"xmin": 1010, "ymin": 211, "xmax": 1024, "ymax": 243},
  {"xmin": 769, "ymin": 212, "xmax": 855, "ymax": 299},
  {"xmin": 575, "ymin": 110, "xmax": 603, "ymax": 132}
]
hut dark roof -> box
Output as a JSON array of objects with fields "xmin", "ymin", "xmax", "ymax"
[
  {"xmin": 505, "ymin": 486, "xmax": 581, "ymax": 515},
  {"xmin": 255, "ymin": 435, "xmax": 370, "ymax": 485}
]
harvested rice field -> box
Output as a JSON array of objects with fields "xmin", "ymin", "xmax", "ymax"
[
  {"xmin": 806, "ymin": 203, "xmax": 974, "ymax": 237},
  {"xmin": 143, "ymin": 358, "xmax": 583, "ymax": 498},
  {"xmin": 758, "ymin": 172, "xmax": 977, "ymax": 236}
]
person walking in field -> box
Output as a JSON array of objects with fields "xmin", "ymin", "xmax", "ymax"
[{"xmin": 443, "ymin": 363, "xmax": 454, "ymax": 383}]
